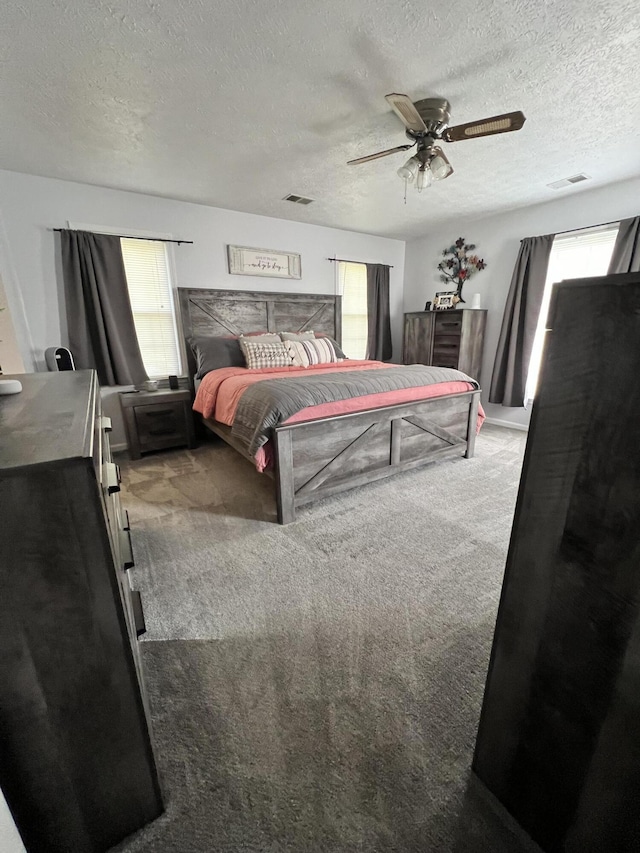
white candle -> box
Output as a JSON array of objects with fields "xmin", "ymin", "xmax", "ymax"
[{"xmin": 471, "ymin": 293, "xmax": 482, "ymax": 309}]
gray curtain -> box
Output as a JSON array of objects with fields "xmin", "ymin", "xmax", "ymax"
[
  {"xmin": 366, "ymin": 263, "xmax": 392, "ymax": 361},
  {"xmin": 60, "ymin": 230, "xmax": 148, "ymax": 386},
  {"xmin": 608, "ymin": 217, "xmax": 640, "ymax": 273},
  {"xmin": 489, "ymin": 234, "xmax": 555, "ymax": 407}
]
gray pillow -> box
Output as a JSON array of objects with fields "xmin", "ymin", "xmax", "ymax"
[
  {"xmin": 279, "ymin": 330, "xmax": 316, "ymax": 341},
  {"xmin": 188, "ymin": 335, "xmax": 244, "ymax": 378}
]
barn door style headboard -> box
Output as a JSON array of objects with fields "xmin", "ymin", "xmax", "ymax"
[{"xmin": 177, "ymin": 287, "xmax": 342, "ymax": 379}]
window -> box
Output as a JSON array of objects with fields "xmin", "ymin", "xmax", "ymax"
[
  {"xmin": 121, "ymin": 238, "xmax": 181, "ymax": 377},
  {"xmin": 525, "ymin": 225, "xmax": 619, "ymax": 402},
  {"xmin": 338, "ymin": 261, "xmax": 368, "ymax": 359}
]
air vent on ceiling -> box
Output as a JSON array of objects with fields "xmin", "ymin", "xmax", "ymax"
[
  {"xmin": 547, "ymin": 173, "xmax": 591, "ymax": 190},
  {"xmin": 283, "ymin": 194, "xmax": 314, "ymax": 205}
]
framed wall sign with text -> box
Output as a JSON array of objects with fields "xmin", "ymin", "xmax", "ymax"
[{"xmin": 227, "ymin": 245, "xmax": 302, "ymax": 279}]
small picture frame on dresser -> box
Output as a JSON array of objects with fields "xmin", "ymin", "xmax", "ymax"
[{"xmin": 433, "ymin": 291, "xmax": 458, "ymax": 310}]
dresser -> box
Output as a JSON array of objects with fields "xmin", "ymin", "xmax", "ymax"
[
  {"xmin": 473, "ymin": 273, "xmax": 640, "ymax": 852},
  {"xmin": 0, "ymin": 371, "xmax": 163, "ymax": 853},
  {"xmin": 403, "ymin": 309, "xmax": 487, "ymax": 384}
]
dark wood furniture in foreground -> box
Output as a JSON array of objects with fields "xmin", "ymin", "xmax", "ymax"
[
  {"xmin": 403, "ymin": 309, "xmax": 487, "ymax": 383},
  {"xmin": 179, "ymin": 288, "xmax": 480, "ymax": 524},
  {"xmin": 120, "ymin": 386, "xmax": 196, "ymax": 459},
  {"xmin": 0, "ymin": 371, "xmax": 162, "ymax": 853},
  {"xmin": 473, "ymin": 272, "xmax": 640, "ymax": 853}
]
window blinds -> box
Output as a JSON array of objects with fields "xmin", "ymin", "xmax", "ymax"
[
  {"xmin": 121, "ymin": 238, "xmax": 181, "ymax": 377},
  {"xmin": 338, "ymin": 261, "xmax": 368, "ymax": 359},
  {"xmin": 549, "ymin": 226, "xmax": 620, "ymax": 270}
]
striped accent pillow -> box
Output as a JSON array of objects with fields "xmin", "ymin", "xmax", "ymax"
[
  {"xmin": 240, "ymin": 340, "xmax": 296, "ymax": 370},
  {"xmin": 283, "ymin": 337, "xmax": 340, "ymax": 368}
]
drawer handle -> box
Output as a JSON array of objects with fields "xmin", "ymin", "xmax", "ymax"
[
  {"xmin": 130, "ymin": 590, "xmax": 146, "ymax": 637},
  {"xmin": 100, "ymin": 416, "xmax": 112, "ymax": 433},
  {"xmin": 148, "ymin": 427, "xmax": 178, "ymax": 436},
  {"xmin": 103, "ymin": 462, "xmax": 120, "ymax": 494},
  {"xmin": 121, "ymin": 528, "xmax": 135, "ymax": 570},
  {"xmin": 440, "ymin": 321, "xmax": 460, "ymax": 327},
  {"xmin": 144, "ymin": 408, "xmax": 175, "ymax": 417}
]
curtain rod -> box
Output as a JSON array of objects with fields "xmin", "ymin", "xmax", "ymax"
[
  {"xmin": 522, "ymin": 218, "xmax": 623, "ymax": 242},
  {"xmin": 52, "ymin": 228, "xmax": 193, "ymax": 245},
  {"xmin": 556, "ymin": 218, "xmax": 622, "ymax": 237},
  {"xmin": 327, "ymin": 257, "xmax": 394, "ymax": 268}
]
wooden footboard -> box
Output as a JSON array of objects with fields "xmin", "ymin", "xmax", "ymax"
[{"xmin": 273, "ymin": 390, "xmax": 480, "ymax": 524}]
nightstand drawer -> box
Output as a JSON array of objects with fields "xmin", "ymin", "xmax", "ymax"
[{"xmin": 134, "ymin": 402, "xmax": 186, "ymax": 445}]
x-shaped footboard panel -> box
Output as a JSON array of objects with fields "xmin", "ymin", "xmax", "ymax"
[{"xmin": 274, "ymin": 390, "xmax": 479, "ymax": 523}]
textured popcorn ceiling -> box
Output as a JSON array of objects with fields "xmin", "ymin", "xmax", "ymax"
[{"xmin": 2, "ymin": 0, "xmax": 639, "ymax": 238}]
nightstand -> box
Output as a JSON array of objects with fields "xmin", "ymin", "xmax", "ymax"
[{"xmin": 120, "ymin": 387, "xmax": 196, "ymax": 460}]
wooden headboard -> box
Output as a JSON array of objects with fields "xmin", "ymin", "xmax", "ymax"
[{"xmin": 177, "ymin": 287, "xmax": 342, "ymax": 378}]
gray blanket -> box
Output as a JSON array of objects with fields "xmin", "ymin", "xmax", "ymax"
[{"xmin": 232, "ymin": 364, "xmax": 479, "ymax": 457}]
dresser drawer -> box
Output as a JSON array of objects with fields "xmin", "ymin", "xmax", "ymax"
[
  {"xmin": 134, "ymin": 402, "xmax": 187, "ymax": 446},
  {"xmin": 432, "ymin": 334, "xmax": 461, "ymax": 350},
  {"xmin": 92, "ymin": 407, "xmax": 113, "ymax": 486},
  {"xmin": 432, "ymin": 357, "xmax": 460, "ymax": 369},
  {"xmin": 434, "ymin": 314, "xmax": 462, "ymax": 334}
]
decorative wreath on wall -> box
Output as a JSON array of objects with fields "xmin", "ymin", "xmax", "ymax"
[{"xmin": 437, "ymin": 238, "xmax": 487, "ymax": 305}]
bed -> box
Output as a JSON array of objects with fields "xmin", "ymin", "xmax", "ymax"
[{"xmin": 178, "ymin": 287, "xmax": 483, "ymax": 524}]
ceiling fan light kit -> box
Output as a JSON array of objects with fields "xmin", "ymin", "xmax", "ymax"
[
  {"xmin": 397, "ymin": 155, "xmax": 420, "ymax": 182},
  {"xmin": 348, "ymin": 92, "xmax": 526, "ymax": 198},
  {"xmin": 397, "ymin": 147, "xmax": 453, "ymax": 193},
  {"xmin": 416, "ymin": 166, "xmax": 432, "ymax": 192}
]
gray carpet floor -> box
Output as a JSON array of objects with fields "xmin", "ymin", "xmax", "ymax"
[{"xmin": 111, "ymin": 424, "xmax": 540, "ymax": 853}]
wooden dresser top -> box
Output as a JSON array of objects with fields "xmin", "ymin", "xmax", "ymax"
[{"xmin": 0, "ymin": 370, "xmax": 97, "ymax": 472}]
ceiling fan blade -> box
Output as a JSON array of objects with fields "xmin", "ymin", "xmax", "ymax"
[
  {"xmin": 385, "ymin": 93, "xmax": 427, "ymax": 133},
  {"xmin": 445, "ymin": 110, "xmax": 526, "ymax": 142},
  {"xmin": 347, "ymin": 144, "xmax": 413, "ymax": 165}
]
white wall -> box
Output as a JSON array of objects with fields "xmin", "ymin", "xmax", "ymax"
[
  {"xmin": 0, "ymin": 169, "xmax": 405, "ymax": 445},
  {"xmin": 0, "ymin": 790, "xmax": 26, "ymax": 853},
  {"xmin": 404, "ymin": 176, "xmax": 640, "ymax": 428},
  {"xmin": 0, "ymin": 269, "xmax": 24, "ymax": 374}
]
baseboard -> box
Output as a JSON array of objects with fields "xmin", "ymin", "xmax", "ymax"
[
  {"xmin": 111, "ymin": 442, "xmax": 128, "ymax": 453},
  {"xmin": 484, "ymin": 417, "xmax": 529, "ymax": 432}
]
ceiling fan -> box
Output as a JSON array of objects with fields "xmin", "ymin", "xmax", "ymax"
[{"xmin": 348, "ymin": 93, "xmax": 526, "ymax": 192}]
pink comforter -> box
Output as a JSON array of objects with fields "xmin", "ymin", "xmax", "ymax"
[{"xmin": 193, "ymin": 360, "xmax": 485, "ymax": 472}]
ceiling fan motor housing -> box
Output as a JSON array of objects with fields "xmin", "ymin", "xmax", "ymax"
[{"xmin": 413, "ymin": 98, "xmax": 451, "ymax": 132}]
